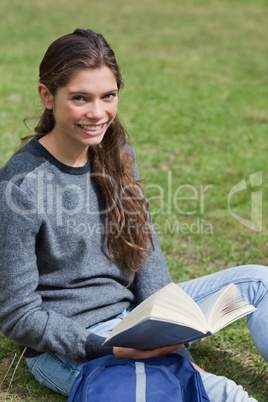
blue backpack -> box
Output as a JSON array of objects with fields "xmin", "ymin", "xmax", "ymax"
[{"xmin": 68, "ymin": 354, "xmax": 210, "ymax": 401}]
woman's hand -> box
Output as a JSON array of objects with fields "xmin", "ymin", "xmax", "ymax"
[
  {"xmin": 113, "ymin": 344, "xmax": 207, "ymax": 373},
  {"xmin": 113, "ymin": 343, "xmax": 184, "ymax": 359},
  {"xmin": 191, "ymin": 362, "xmax": 206, "ymax": 373}
]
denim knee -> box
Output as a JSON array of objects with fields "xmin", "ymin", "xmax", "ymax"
[
  {"xmin": 200, "ymin": 372, "xmax": 257, "ymax": 402},
  {"xmin": 26, "ymin": 352, "xmax": 83, "ymax": 395}
]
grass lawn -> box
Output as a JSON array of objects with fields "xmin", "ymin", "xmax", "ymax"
[{"xmin": 0, "ymin": 0, "xmax": 267, "ymax": 400}]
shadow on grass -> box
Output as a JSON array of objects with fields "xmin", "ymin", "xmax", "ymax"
[{"xmin": 191, "ymin": 341, "xmax": 268, "ymax": 402}]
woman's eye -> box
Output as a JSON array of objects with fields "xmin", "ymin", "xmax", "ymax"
[
  {"xmin": 103, "ymin": 93, "xmax": 117, "ymax": 100},
  {"xmin": 73, "ymin": 96, "xmax": 86, "ymax": 102}
]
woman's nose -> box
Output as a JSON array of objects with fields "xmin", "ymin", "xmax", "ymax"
[{"xmin": 86, "ymin": 101, "xmax": 104, "ymax": 120}]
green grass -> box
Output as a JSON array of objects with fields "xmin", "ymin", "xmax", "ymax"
[{"xmin": 0, "ymin": 0, "xmax": 268, "ymax": 400}]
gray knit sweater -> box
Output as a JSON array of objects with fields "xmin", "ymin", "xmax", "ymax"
[{"xmin": 0, "ymin": 138, "xmax": 173, "ymax": 362}]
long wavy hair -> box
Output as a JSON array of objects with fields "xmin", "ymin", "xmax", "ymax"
[{"xmin": 23, "ymin": 29, "xmax": 153, "ymax": 276}]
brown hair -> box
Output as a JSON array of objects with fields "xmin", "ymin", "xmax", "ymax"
[{"xmin": 23, "ymin": 29, "xmax": 153, "ymax": 276}]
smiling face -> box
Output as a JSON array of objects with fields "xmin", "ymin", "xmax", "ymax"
[{"xmin": 38, "ymin": 66, "xmax": 118, "ymax": 150}]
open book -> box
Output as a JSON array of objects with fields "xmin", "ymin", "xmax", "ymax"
[{"xmin": 104, "ymin": 283, "xmax": 256, "ymax": 349}]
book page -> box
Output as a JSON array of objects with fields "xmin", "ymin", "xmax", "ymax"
[
  {"xmin": 199, "ymin": 283, "xmax": 256, "ymax": 333},
  {"xmin": 105, "ymin": 283, "xmax": 207, "ymax": 341},
  {"xmin": 199, "ymin": 284, "xmax": 235, "ymax": 322},
  {"xmin": 210, "ymin": 304, "xmax": 256, "ymax": 333}
]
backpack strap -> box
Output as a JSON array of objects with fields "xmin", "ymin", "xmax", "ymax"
[{"xmin": 135, "ymin": 362, "xmax": 146, "ymax": 402}]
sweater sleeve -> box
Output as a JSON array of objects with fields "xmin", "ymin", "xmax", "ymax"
[{"xmin": 0, "ymin": 181, "xmax": 112, "ymax": 362}]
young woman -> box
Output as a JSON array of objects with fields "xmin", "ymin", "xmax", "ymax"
[{"xmin": 0, "ymin": 29, "xmax": 267, "ymax": 401}]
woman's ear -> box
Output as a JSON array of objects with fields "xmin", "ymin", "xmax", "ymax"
[{"xmin": 38, "ymin": 84, "xmax": 54, "ymax": 110}]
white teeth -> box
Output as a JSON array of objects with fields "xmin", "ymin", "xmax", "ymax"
[{"xmin": 80, "ymin": 124, "xmax": 103, "ymax": 131}]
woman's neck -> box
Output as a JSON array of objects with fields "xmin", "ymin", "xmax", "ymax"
[{"xmin": 38, "ymin": 132, "xmax": 89, "ymax": 167}]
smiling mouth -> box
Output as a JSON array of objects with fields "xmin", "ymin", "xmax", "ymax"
[{"xmin": 78, "ymin": 124, "xmax": 104, "ymax": 132}]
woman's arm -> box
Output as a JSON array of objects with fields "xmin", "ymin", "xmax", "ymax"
[
  {"xmin": 0, "ymin": 181, "xmax": 112, "ymax": 362},
  {"xmin": 113, "ymin": 343, "xmax": 184, "ymax": 359}
]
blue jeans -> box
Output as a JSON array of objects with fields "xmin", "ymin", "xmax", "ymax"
[{"xmin": 26, "ymin": 264, "xmax": 268, "ymax": 401}]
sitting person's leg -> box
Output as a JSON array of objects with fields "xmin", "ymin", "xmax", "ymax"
[
  {"xmin": 26, "ymin": 352, "xmax": 83, "ymax": 396},
  {"xmin": 177, "ymin": 264, "xmax": 268, "ymax": 401},
  {"xmin": 200, "ymin": 372, "xmax": 257, "ymax": 402},
  {"xmin": 178, "ymin": 264, "xmax": 268, "ymax": 362}
]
